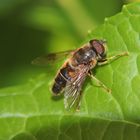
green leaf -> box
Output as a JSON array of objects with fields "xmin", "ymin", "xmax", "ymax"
[{"xmin": 1, "ymin": 2, "xmax": 140, "ymax": 140}]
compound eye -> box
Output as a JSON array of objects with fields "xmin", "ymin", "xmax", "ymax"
[{"xmin": 90, "ymin": 39, "xmax": 106, "ymax": 57}]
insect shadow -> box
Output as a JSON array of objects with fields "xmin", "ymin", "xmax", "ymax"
[{"xmin": 51, "ymin": 93, "xmax": 64, "ymax": 101}]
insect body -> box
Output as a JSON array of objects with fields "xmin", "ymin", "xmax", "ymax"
[
  {"xmin": 52, "ymin": 40, "xmax": 107, "ymax": 108},
  {"xmin": 32, "ymin": 39, "xmax": 128, "ymax": 110}
]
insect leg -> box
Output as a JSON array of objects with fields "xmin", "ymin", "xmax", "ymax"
[
  {"xmin": 88, "ymin": 71, "xmax": 111, "ymax": 93},
  {"xmin": 98, "ymin": 52, "xmax": 129, "ymax": 66}
]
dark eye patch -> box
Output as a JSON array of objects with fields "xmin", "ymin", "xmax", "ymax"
[{"xmin": 90, "ymin": 39, "xmax": 105, "ymax": 55}]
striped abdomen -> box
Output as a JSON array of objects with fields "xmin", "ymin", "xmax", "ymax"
[{"xmin": 52, "ymin": 62, "xmax": 74, "ymax": 95}]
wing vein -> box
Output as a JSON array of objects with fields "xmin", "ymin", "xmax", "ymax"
[{"xmin": 64, "ymin": 66, "xmax": 89, "ymax": 109}]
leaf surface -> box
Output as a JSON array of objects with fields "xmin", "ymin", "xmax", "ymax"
[{"xmin": 1, "ymin": 2, "xmax": 140, "ymax": 140}]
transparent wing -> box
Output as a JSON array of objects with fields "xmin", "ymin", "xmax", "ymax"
[
  {"xmin": 64, "ymin": 66, "xmax": 89, "ymax": 109},
  {"xmin": 32, "ymin": 49, "xmax": 74, "ymax": 66}
]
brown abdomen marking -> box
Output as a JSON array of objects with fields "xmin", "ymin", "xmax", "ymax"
[{"xmin": 52, "ymin": 62, "xmax": 74, "ymax": 95}]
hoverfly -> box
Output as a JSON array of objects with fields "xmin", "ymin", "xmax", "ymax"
[{"xmin": 32, "ymin": 39, "xmax": 128, "ymax": 110}]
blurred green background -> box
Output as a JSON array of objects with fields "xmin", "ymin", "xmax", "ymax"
[{"xmin": 0, "ymin": 0, "xmax": 137, "ymax": 88}]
